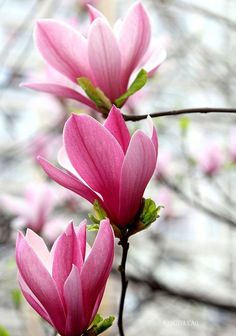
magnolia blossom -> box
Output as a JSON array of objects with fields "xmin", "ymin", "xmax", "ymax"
[
  {"xmin": 38, "ymin": 106, "xmax": 158, "ymax": 228},
  {"xmin": 16, "ymin": 220, "xmax": 114, "ymax": 336},
  {"xmin": 1, "ymin": 183, "xmax": 56, "ymax": 234},
  {"xmin": 198, "ymin": 143, "xmax": 224, "ymax": 176},
  {"xmin": 28, "ymin": 133, "xmax": 62, "ymax": 162},
  {"xmin": 22, "ymin": 2, "xmax": 166, "ymax": 110},
  {"xmin": 79, "ymin": 0, "xmax": 100, "ymax": 7}
]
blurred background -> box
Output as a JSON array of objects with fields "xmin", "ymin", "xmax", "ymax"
[{"xmin": 0, "ymin": 0, "xmax": 236, "ymax": 335}]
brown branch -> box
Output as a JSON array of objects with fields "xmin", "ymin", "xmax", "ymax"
[
  {"xmin": 161, "ymin": 0, "xmax": 236, "ymax": 31},
  {"xmin": 127, "ymin": 273, "xmax": 236, "ymax": 313},
  {"xmin": 161, "ymin": 177, "xmax": 236, "ymax": 228},
  {"xmin": 123, "ymin": 107, "xmax": 236, "ymax": 122}
]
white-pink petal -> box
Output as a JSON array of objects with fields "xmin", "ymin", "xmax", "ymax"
[
  {"xmin": 21, "ymin": 82, "xmax": 98, "ymax": 110},
  {"xmin": 88, "ymin": 18, "xmax": 122, "ymax": 100},
  {"xmin": 119, "ymin": 2, "xmax": 151, "ymax": 87},
  {"xmin": 35, "ymin": 19, "xmax": 92, "ymax": 82},
  {"xmin": 25, "ymin": 229, "xmax": 51, "ymax": 270}
]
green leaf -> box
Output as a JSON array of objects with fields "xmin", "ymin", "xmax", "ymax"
[
  {"xmin": 114, "ymin": 69, "xmax": 148, "ymax": 107},
  {"xmin": 179, "ymin": 116, "xmax": 190, "ymax": 135},
  {"xmin": 85, "ymin": 315, "xmax": 115, "ymax": 336},
  {"xmin": 87, "ymin": 223, "xmax": 100, "ymax": 231},
  {"xmin": 11, "ymin": 289, "xmax": 22, "ymax": 309},
  {"xmin": 91, "ymin": 314, "xmax": 103, "ymax": 326},
  {"xmin": 94, "ymin": 316, "xmax": 115, "ymax": 335},
  {"xmin": 140, "ymin": 198, "xmax": 163, "ymax": 228},
  {"xmin": 0, "ymin": 326, "xmax": 10, "ymax": 336},
  {"xmin": 128, "ymin": 198, "xmax": 163, "ymax": 236},
  {"xmin": 77, "ymin": 77, "xmax": 112, "ymax": 112},
  {"xmin": 89, "ymin": 200, "xmax": 107, "ymax": 225}
]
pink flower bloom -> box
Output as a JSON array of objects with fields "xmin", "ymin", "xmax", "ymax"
[
  {"xmin": 16, "ymin": 219, "xmax": 114, "ymax": 336},
  {"xmin": 80, "ymin": 0, "xmax": 100, "ymax": 7},
  {"xmin": 1, "ymin": 183, "xmax": 56, "ymax": 234},
  {"xmin": 38, "ymin": 106, "xmax": 158, "ymax": 228},
  {"xmin": 28, "ymin": 133, "xmax": 62, "ymax": 162},
  {"xmin": 198, "ymin": 143, "xmax": 224, "ymax": 176},
  {"xmin": 22, "ymin": 2, "xmax": 166, "ymax": 110}
]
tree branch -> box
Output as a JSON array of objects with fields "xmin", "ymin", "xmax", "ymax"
[
  {"xmin": 161, "ymin": 177, "xmax": 236, "ymax": 229},
  {"xmin": 127, "ymin": 273, "xmax": 236, "ymax": 313},
  {"xmin": 123, "ymin": 107, "xmax": 236, "ymax": 122},
  {"xmin": 159, "ymin": 0, "xmax": 236, "ymax": 31}
]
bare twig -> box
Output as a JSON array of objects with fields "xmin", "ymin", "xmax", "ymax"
[
  {"xmin": 127, "ymin": 273, "xmax": 236, "ymax": 313},
  {"xmin": 123, "ymin": 107, "xmax": 236, "ymax": 122},
  {"xmin": 161, "ymin": 177, "xmax": 236, "ymax": 228}
]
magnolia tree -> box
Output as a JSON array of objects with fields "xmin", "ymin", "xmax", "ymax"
[{"xmin": 13, "ymin": 2, "xmax": 236, "ymax": 336}]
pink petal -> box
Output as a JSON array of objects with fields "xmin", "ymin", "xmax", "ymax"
[
  {"xmin": 76, "ymin": 220, "xmax": 87, "ymax": 261},
  {"xmin": 21, "ymin": 82, "xmax": 97, "ymax": 110},
  {"xmin": 104, "ymin": 106, "xmax": 131, "ymax": 153},
  {"xmin": 64, "ymin": 114, "xmax": 124, "ymax": 214},
  {"xmin": 1, "ymin": 195, "xmax": 28, "ymax": 217},
  {"xmin": 64, "ymin": 266, "xmax": 86, "ymax": 336},
  {"xmin": 89, "ymin": 286, "xmax": 106, "ymax": 325},
  {"xmin": 139, "ymin": 43, "xmax": 167, "ymax": 77},
  {"xmin": 18, "ymin": 272, "xmax": 53, "ymax": 326},
  {"xmin": 57, "ymin": 146, "xmax": 77, "ymax": 174},
  {"xmin": 25, "ymin": 184, "xmax": 55, "ymax": 234},
  {"xmin": 25, "ymin": 229, "xmax": 51, "ymax": 270},
  {"xmin": 52, "ymin": 222, "xmax": 83, "ymax": 300},
  {"xmin": 38, "ymin": 157, "xmax": 101, "ymax": 205},
  {"xmin": 16, "ymin": 232, "xmax": 66, "ymax": 334},
  {"xmin": 35, "ymin": 19, "xmax": 92, "ymax": 82},
  {"xmin": 81, "ymin": 219, "xmax": 114, "ymax": 322},
  {"xmin": 119, "ymin": 3, "xmax": 151, "ymax": 87},
  {"xmin": 88, "ymin": 18, "xmax": 122, "ymax": 101},
  {"xmin": 118, "ymin": 131, "xmax": 157, "ymax": 226},
  {"xmin": 87, "ymin": 5, "xmax": 107, "ymax": 22}
]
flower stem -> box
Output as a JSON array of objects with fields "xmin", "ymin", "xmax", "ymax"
[{"xmin": 118, "ymin": 235, "xmax": 130, "ymax": 336}]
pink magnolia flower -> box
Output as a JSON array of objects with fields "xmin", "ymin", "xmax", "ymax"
[
  {"xmin": 198, "ymin": 143, "xmax": 224, "ymax": 176},
  {"xmin": 16, "ymin": 219, "xmax": 114, "ymax": 336},
  {"xmin": 38, "ymin": 106, "xmax": 158, "ymax": 228},
  {"xmin": 80, "ymin": 0, "xmax": 100, "ymax": 7},
  {"xmin": 1, "ymin": 183, "xmax": 56, "ymax": 234},
  {"xmin": 28, "ymin": 133, "xmax": 62, "ymax": 162},
  {"xmin": 22, "ymin": 2, "xmax": 166, "ymax": 110}
]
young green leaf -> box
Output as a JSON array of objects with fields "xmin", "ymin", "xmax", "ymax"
[
  {"xmin": 114, "ymin": 69, "xmax": 148, "ymax": 107},
  {"xmin": 77, "ymin": 77, "xmax": 112, "ymax": 112},
  {"xmin": 0, "ymin": 326, "xmax": 10, "ymax": 336}
]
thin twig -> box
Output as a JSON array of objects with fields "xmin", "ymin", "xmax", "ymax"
[
  {"xmin": 122, "ymin": 107, "xmax": 236, "ymax": 122},
  {"xmin": 161, "ymin": 0, "xmax": 236, "ymax": 31},
  {"xmin": 118, "ymin": 236, "xmax": 130, "ymax": 336},
  {"xmin": 127, "ymin": 273, "xmax": 236, "ymax": 313},
  {"xmin": 161, "ymin": 177, "xmax": 236, "ymax": 228}
]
